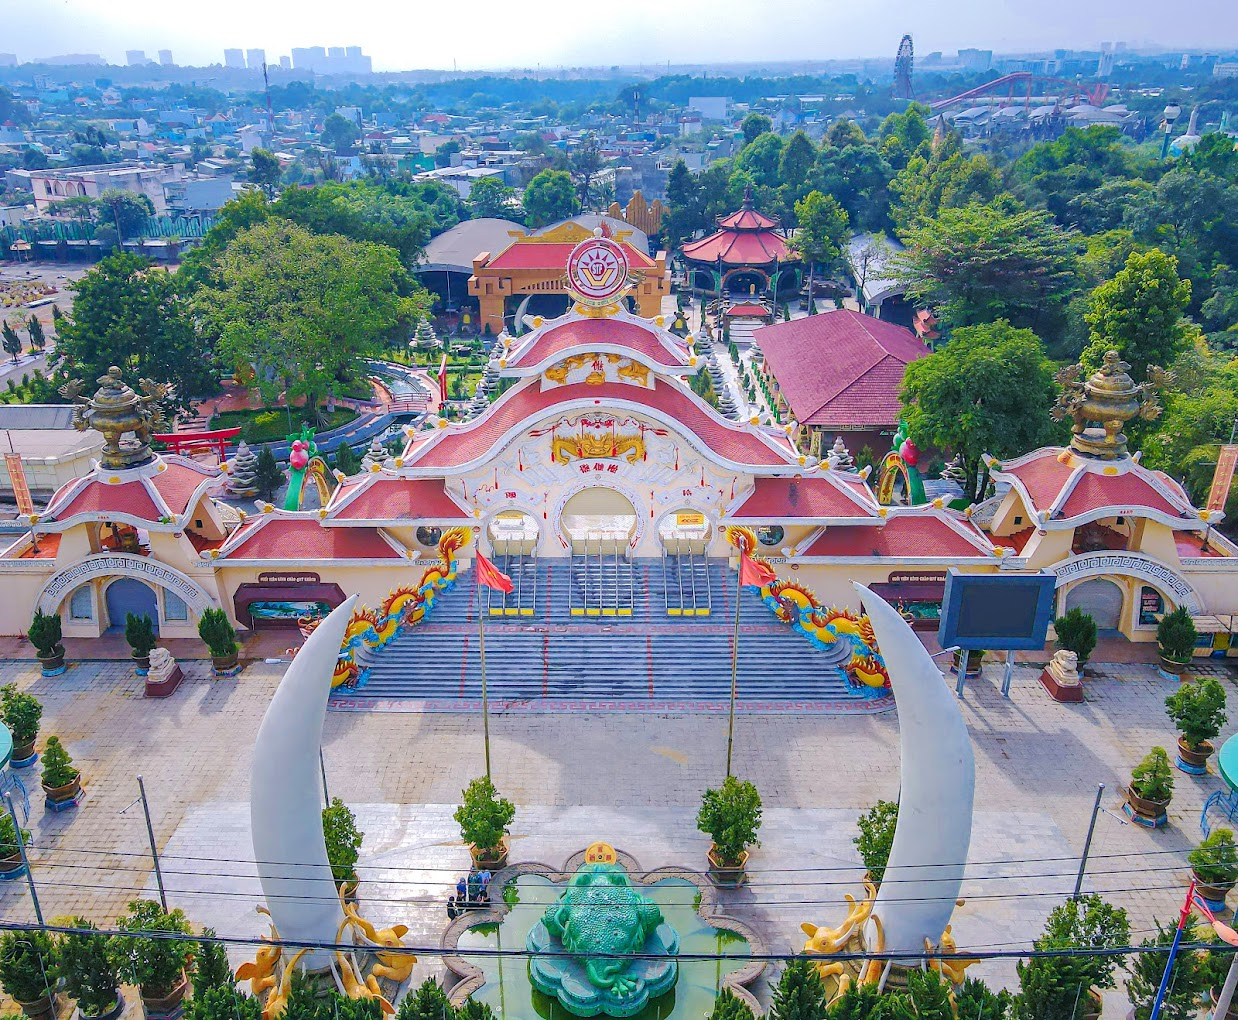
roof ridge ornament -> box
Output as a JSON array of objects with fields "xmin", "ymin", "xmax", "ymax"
[
  {"xmin": 59, "ymin": 365, "xmax": 173, "ymax": 470},
  {"xmin": 565, "ymin": 232, "xmax": 639, "ymax": 317},
  {"xmin": 1052, "ymin": 350, "xmax": 1172, "ymax": 461}
]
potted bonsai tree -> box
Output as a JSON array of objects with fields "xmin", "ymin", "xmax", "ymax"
[
  {"xmin": 113, "ymin": 899, "xmax": 193, "ymax": 1018},
  {"xmin": 1190, "ymin": 829, "xmax": 1238, "ymax": 912},
  {"xmin": 322, "ymin": 797, "xmax": 364, "ymax": 895},
  {"xmin": 1126, "ymin": 917, "xmax": 1207, "ymax": 1020},
  {"xmin": 27, "ymin": 610, "xmax": 64, "ymax": 677},
  {"xmin": 197, "ymin": 608, "xmax": 239, "ymax": 676},
  {"xmin": 1016, "ymin": 894, "xmax": 1130, "ymax": 1020},
  {"xmin": 454, "ymin": 776, "xmax": 515, "ymax": 870},
  {"xmin": 1, "ymin": 685, "xmax": 42, "ymax": 766},
  {"xmin": 40, "ymin": 736, "xmax": 81, "ymax": 809},
  {"xmin": 697, "ymin": 775, "xmax": 762, "ymax": 887},
  {"xmin": 55, "ymin": 918, "xmax": 123, "ymax": 1020},
  {"xmin": 951, "ymin": 649, "xmax": 985, "ymax": 678},
  {"xmin": 124, "ymin": 613, "xmax": 157, "ymax": 675},
  {"xmin": 854, "ymin": 799, "xmax": 899, "ymax": 886},
  {"xmin": 1165, "ymin": 677, "xmax": 1227, "ymax": 774},
  {"xmin": 0, "ymin": 814, "xmax": 32, "ymax": 877},
  {"xmin": 1158, "ymin": 606, "xmax": 1198, "ymax": 675},
  {"xmin": 0, "ymin": 930, "xmax": 58, "ymax": 1020},
  {"xmin": 1125, "ymin": 747, "xmax": 1174, "ymax": 827},
  {"xmin": 1054, "ymin": 607, "xmax": 1098, "ymax": 670}
]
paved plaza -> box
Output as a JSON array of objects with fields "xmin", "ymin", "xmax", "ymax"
[{"xmin": 0, "ymin": 652, "xmax": 1234, "ymax": 1017}]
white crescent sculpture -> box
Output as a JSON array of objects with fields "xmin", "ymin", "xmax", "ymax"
[
  {"xmin": 250, "ymin": 595, "xmax": 356, "ymax": 969},
  {"xmin": 854, "ymin": 582, "xmax": 975, "ymax": 960}
]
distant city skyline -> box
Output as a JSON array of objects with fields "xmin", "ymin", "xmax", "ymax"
[{"xmin": 3, "ymin": 0, "xmax": 1237, "ymax": 73}]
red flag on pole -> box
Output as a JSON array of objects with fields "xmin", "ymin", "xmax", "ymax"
[
  {"xmin": 739, "ymin": 551, "xmax": 777, "ymax": 588},
  {"xmin": 475, "ymin": 550, "xmax": 514, "ymax": 593},
  {"xmin": 437, "ymin": 353, "xmax": 449, "ymax": 405}
]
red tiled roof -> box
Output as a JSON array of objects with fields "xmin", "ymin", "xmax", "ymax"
[
  {"xmin": 1058, "ymin": 472, "xmax": 1185, "ymax": 520},
  {"xmin": 682, "ymin": 229, "xmax": 793, "ymax": 266},
  {"xmin": 1005, "ymin": 453, "xmax": 1075, "ymax": 513},
  {"xmin": 486, "ymin": 240, "xmax": 654, "ymax": 271},
  {"xmin": 509, "ymin": 319, "xmax": 686, "ymax": 369},
  {"xmin": 148, "ymin": 462, "xmax": 213, "ymax": 516},
  {"xmin": 801, "ymin": 515, "xmax": 990, "ymax": 558},
  {"xmin": 729, "ymin": 477, "xmax": 875, "ymax": 519},
  {"xmin": 58, "ymin": 480, "xmax": 162, "ymax": 521},
  {"xmin": 989, "ymin": 527, "xmax": 1034, "ymax": 553},
  {"xmin": 332, "ymin": 479, "xmax": 468, "ymax": 520},
  {"xmin": 411, "ymin": 379, "xmax": 793, "ymax": 469},
  {"xmin": 754, "ymin": 311, "xmax": 929, "ymax": 427},
  {"xmin": 718, "ymin": 207, "xmax": 780, "ymax": 230},
  {"xmin": 229, "ymin": 518, "xmax": 401, "ymax": 559}
]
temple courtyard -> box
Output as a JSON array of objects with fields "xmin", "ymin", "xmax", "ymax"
[{"xmin": 0, "ymin": 650, "xmax": 1233, "ymax": 1016}]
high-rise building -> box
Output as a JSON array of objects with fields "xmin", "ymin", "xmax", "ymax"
[
  {"xmin": 158, "ymin": 49, "xmax": 173, "ymax": 65},
  {"xmin": 223, "ymin": 48, "xmax": 245, "ymax": 69},
  {"xmin": 291, "ymin": 46, "xmax": 327, "ymax": 71},
  {"xmin": 246, "ymin": 48, "xmax": 266, "ymax": 70},
  {"xmin": 289, "ymin": 45, "xmax": 370, "ymax": 74},
  {"xmin": 327, "ymin": 46, "xmax": 346, "ymax": 58},
  {"xmin": 956, "ymin": 48, "xmax": 992, "ymax": 71},
  {"xmin": 0, "ymin": 54, "xmax": 17, "ymax": 68},
  {"xmin": 126, "ymin": 50, "xmax": 147, "ymax": 66},
  {"xmin": 278, "ymin": 55, "xmax": 291, "ymax": 70}
]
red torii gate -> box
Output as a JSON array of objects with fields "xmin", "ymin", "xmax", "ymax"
[{"xmin": 153, "ymin": 427, "xmax": 241, "ymax": 459}]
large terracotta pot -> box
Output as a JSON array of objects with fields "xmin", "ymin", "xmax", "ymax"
[
  {"xmin": 1124, "ymin": 784, "xmax": 1170, "ymax": 826},
  {"xmin": 1193, "ymin": 869, "xmax": 1235, "ymax": 911},
  {"xmin": 469, "ymin": 837, "xmax": 509, "ymax": 871},
  {"xmin": 131, "ymin": 651, "xmax": 151, "ymax": 674},
  {"xmin": 211, "ymin": 649, "xmax": 239, "ymax": 676},
  {"xmin": 0, "ymin": 849, "xmax": 24, "ymax": 875},
  {"xmin": 36, "ymin": 649, "xmax": 65, "ymax": 677},
  {"xmin": 42, "ymin": 773, "xmax": 81, "ymax": 805},
  {"xmin": 1179, "ymin": 736, "xmax": 1215, "ymax": 774},
  {"xmin": 11, "ymin": 736, "xmax": 36, "ymax": 764},
  {"xmin": 707, "ymin": 845, "xmax": 749, "ymax": 888},
  {"xmin": 15, "ymin": 991, "xmax": 55, "ymax": 1020},
  {"xmin": 140, "ymin": 972, "xmax": 188, "ymax": 1018},
  {"xmin": 1160, "ymin": 654, "xmax": 1191, "ymax": 676}
]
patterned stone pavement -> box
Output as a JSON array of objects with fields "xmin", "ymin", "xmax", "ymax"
[{"xmin": 0, "ymin": 653, "xmax": 1234, "ymax": 1017}]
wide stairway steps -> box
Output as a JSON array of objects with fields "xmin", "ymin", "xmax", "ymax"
[{"xmin": 345, "ymin": 558, "xmax": 870, "ymax": 705}]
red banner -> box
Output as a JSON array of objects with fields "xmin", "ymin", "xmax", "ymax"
[
  {"xmin": 1208, "ymin": 444, "xmax": 1238, "ymax": 513},
  {"xmin": 437, "ymin": 354, "xmax": 448, "ymax": 405},
  {"xmin": 4, "ymin": 453, "xmax": 33, "ymax": 516}
]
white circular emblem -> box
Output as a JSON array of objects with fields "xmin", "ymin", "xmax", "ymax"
[{"xmin": 567, "ymin": 237, "xmax": 630, "ymax": 304}]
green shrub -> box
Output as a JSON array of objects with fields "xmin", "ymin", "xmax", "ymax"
[
  {"xmin": 1166, "ymin": 678, "xmax": 1228, "ymax": 750},
  {"xmin": 125, "ymin": 613, "xmax": 157, "ymax": 657},
  {"xmin": 0, "ymin": 930, "xmax": 56, "ymax": 1003},
  {"xmin": 769, "ymin": 955, "xmax": 826, "ymax": 1020},
  {"xmin": 853, "ymin": 800, "xmax": 898, "ymax": 885},
  {"xmin": 1125, "ymin": 917, "xmax": 1207, "ymax": 1020},
  {"xmin": 1053, "ymin": 607, "xmax": 1098, "ymax": 666},
  {"xmin": 197, "ymin": 608, "xmax": 237, "ymax": 658},
  {"xmin": 0, "ymin": 685, "xmax": 42, "ymax": 744},
  {"xmin": 1131, "ymin": 747, "xmax": 1174, "ymax": 802},
  {"xmin": 394, "ymin": 978, "xmax": 455, "ymax": 1020},
  {"xmin": 322, "ymin": 797, "xmax": 364, "ymax": 884},
  {"xmin": 27, "ymin": 609, "xmax": 62, "ymax": 658},
  {"xmin": 453, "ymin": 776, "xmax": 515, "ymax": 855},
  {"xmin": 1190, "ymin": 829, "xmax": 1238, "ymax": 887},
  {"xmin": 190, "ymin": 929, "xmax": 233, "ymax": 994},
  {"xmin": 1158, "ymin": 606, "xmax": 1198, "ymax": 662},
  {"xmin": 709, "ymin": 988, "xmax": 755, "ymax": 1020},
  {"xmin": 55, "ymin": 918, "xmax": 121, "ymax": 1018},
  {"xmin": 114, "ymin": 899, "xmax": 193, "ymax": 997},
  {"xmin": 184, "ymin": 985, "xmax": 261, "ymax": 1020},
  {"xmin": 697, "ymin": 775, "xmax": 762, "ymax": 863},
  {"xmin": 0, "ymin": 815, "xmax": 31, "ymax": 858},
  {"xmin": 40, "ymin": 736, "xmax": 78, "ymax": 789}
]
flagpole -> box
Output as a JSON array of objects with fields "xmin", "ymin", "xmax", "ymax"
[
  {"xmin": 726, "ymin": 551, "xmax": 741, "ymax": 780},
  {"xmin": 1149, "ymin": 878, "xmax": 1197, "ymax": 1020},
  {"xmin": 475, "ymin": 538, "xmax": 492, "ymax": 782}
]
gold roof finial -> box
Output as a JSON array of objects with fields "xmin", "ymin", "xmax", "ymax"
[{"xmin": 1051, "ymin": 351, "xmax": 1173, "ymax": 460}]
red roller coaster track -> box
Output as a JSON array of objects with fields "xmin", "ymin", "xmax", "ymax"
[{"xmin": 929, "ymin": 72, "xmax": 1109, "ymax": 113}]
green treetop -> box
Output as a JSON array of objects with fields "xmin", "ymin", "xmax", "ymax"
[{"xmin": 523, "ymin": 169, "xmax": 578, "ymax": 228}]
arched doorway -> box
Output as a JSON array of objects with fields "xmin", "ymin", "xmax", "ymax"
[
  {"xmin": 657, "ymin": 508, "xmax": 711, "ymax": 555},
  {"xmin": 105, "ymin": 577, "xmax": 159, "ymax": 634},
  {"xmin": 489, "ymin": 510, "xmax": 539, "ymax": 556},
  {"xmin": 1064, "ymin": 578, "xmax": 1124, "ymax": 631},
  {"xmin": 560, "ymin": 487, "xmax": 637, "ymax": 552}
]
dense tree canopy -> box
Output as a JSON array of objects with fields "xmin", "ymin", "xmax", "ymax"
[
  {"xmin": 55, "ymin": 252, "xmax": 213, "ymax": 411},
  {"xmin": 193, "ymin": 221, "xmax": 426, "ymax": 413},
  {"xmin": 894, "ymin": 201, "xmax": 1080, "ymax": 332},
  {"xmin": 523, "ymin": 169, "xmax": 577, "ymax": 228},
  {"xmin": 900, "ymin": 321, "xmax": 1059, "ymax": 502},
  {"xmin": 248, "ymin": 148, "xmax": 282, "ymax": 199},
  {"xmin": 467, "ymin": 175, "xmax": 516, "ymax": 219}
]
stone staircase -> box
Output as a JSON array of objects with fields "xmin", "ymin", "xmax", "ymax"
[{"xmin": 341, "ymin": 557, "xmax": 884, "ymax": 708}]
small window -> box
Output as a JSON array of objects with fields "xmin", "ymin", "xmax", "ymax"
[
  {"xmin": 164, "ymin": 590, "xmax": 188, "ymax": 622},
  {"xmin": 757, "ymin": 525, "xmax": 785, "ymax": 547},
  {"xmin": 1116, "ymin": 516, "xmax": 1125, "ymax": 526},
  {"xmin": 1013, "ymin": 516, "xmax": 1023, "ymax": 526},
  {"xmin": 69, "ymin": 585, "xmax": 93, "ymax": 621},
  {"xmin": 194, "ymin": 519, "xmax": 203, "ymax": 529}
]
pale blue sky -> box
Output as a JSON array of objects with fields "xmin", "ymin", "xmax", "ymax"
[{"xmin": 5, "ymin": 0, "xmax": 1237, "ymax": 72}]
